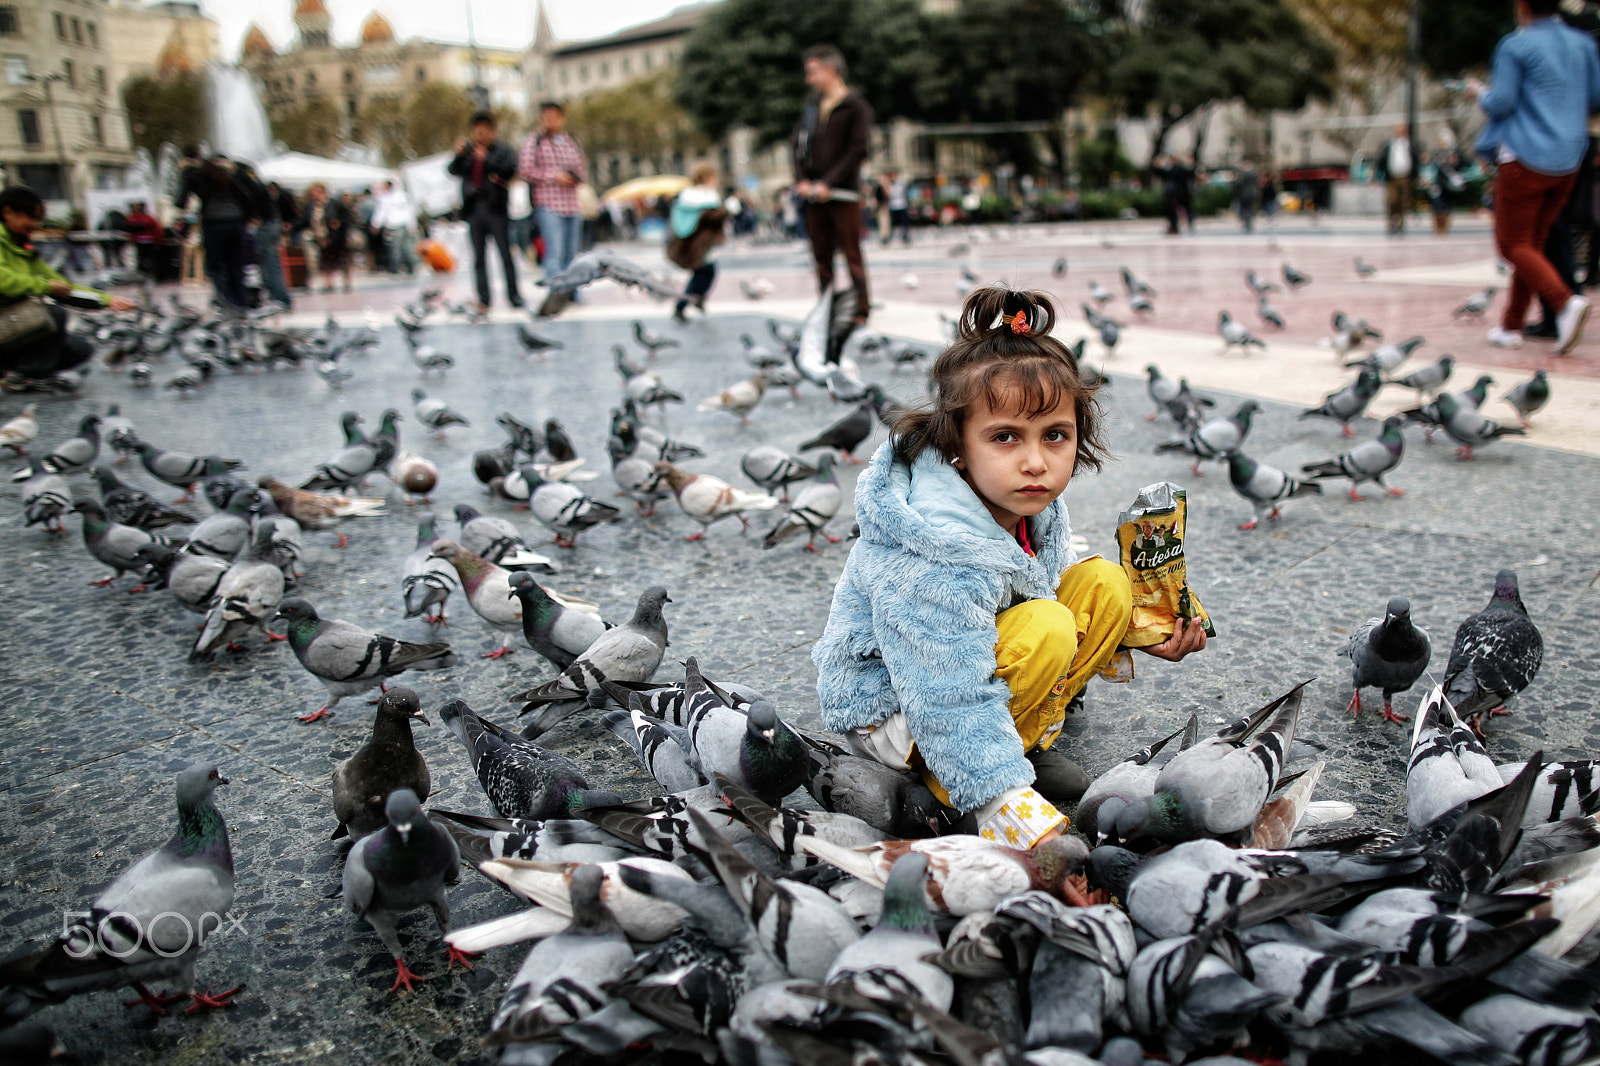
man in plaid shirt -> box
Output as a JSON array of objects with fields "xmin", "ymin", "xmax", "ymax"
[{"xmin": 519, "ymin": 102, "xmax": 588, "ymax": 281}]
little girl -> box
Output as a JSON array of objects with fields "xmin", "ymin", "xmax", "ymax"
[{"xmin": 814, "ymin": 286, "xmax": 1206, "ymax": 847}]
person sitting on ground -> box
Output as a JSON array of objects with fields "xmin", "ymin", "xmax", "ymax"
[
  {"xmin": 812, "ymin": 286, "xmax": 1207, "ymax": 845},
  {"xmin": 667, "ymin": 162, "xmax": 728, "ymax": 322},
  {"xmin": 0, "ymin": 186, "xmax": 135, "ymax": 391}
]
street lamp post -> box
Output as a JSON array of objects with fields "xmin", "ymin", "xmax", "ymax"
[
  {"xmin": 38, "ymin": 71, "xmax": 70, "ymax": 205},
  {"xmin": 464, "ymin": 0, "xmax": 489, "ymax": 113}
]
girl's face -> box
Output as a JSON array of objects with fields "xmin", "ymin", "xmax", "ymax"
[{"xmin": 954, "ymin": 386, "xmax": 1078, "ymax": 535}]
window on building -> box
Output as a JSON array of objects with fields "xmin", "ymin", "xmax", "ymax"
[
  {"xmin": 644, "ymin": 51, "xmax": 653, "ymax": 70},
  {"xmin": 599, "ymin": 61, "xmax": 609, "ymax": 79},
  {"xmin": 90, "ymin": 113, "xmax": 101, "ymax": 143},
  {"xmin": 94, "ymin": 66, "xmax": 104, "ymax": 91},
  {"xmin": 305, "ymin": 70, "xmax": 316, "ymax": 87},
  {"xmin": 0, "ymin": 7, "xmax": 17, "ymax": 35},
  {"xmin": 3, "ymin": 53, "xmax": 27, "ymax": 85},
  {"xmin": 17, "ymin": 163, "xmax": 61, "ymax": 198},
  {"xmin": 415, "ymin": 65, "xmax": 425, "ymax": 81},
  {"xmin": 621, "ymin": 56, "xmax": 630, "ymax": 75},
  {"xmin": 367, "ymin": 64, "xmax": 398, "ymax": 85},
  {"xmin": 61, "ymin": 59, "xmax": 72, "ymax": 87},
  {"xmin": 18, "ymin": 107, "xmax": 40, "ymax": 145},
  {"xmin": 54, "ymin": 12, "xmax": 65, "ymax": 38},
  {"xmin": 578, "ymin": 64, "xmax": 587, "ymax": 83},
  {"xmin": 343, "ymin": 68, "xmax": 353, "ymax": 85},
  {"xmin": 70, "ymin": 17, "xmax": 80, "ymax": 43},
  {"xmin": 346, "ymin": 96, "xmax": 357, "ymax": 117},
  {"xmin": 86, "ymin": 21, "xmax": 95, "ymax": 47},
  {"xmin": 559, "ymin": 68, "xmax": 568, "ymax": 86},
  {"xmin": 286, "ymin": 75, "xmax": 295, "ymax": 89}
]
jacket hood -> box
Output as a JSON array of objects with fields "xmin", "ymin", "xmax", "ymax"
[{"xmin": 853, "ymin": 439, "xmax": 1076, "ymax": 586}]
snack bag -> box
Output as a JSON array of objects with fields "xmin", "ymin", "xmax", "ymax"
[{"xmin": 1116, "ymin": 481, "xmax": 1215, "ymax": 648}]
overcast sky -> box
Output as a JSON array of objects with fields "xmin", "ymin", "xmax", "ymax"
[{"xmin": 203, "ymin": 0, "xmax": 686, "ymax": 61}]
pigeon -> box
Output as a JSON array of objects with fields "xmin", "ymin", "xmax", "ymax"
[
  {"xmin": 93, "ymin": 465, "xmax": 194, "ymax": 530},
  {"xmin": 634, "ymin": 319, "xmax": 681, "ymax": 358},
  {"xmin": 1129, "ymin": 291, "xmax": 1155, "ymax": 317},
  {"xmin": 0, "ymin": 763, "xmax": 237, "ymax": 1020},
  {"xmin": 1107, "ymin": 681, "xmax": 1309, "ymax": 846},
  {"xmin": 331, "ymin": 687, "xmax": 431, "ymax": 840},
  {"xmin": 302, "ymin": 412, "xmax": 379, "ymax": 492},
  {"xmin": 451, "ymin": 502, "xmax": 551, "ymax": 569},
  {"xmin": 201, "ymin": 457, "xmax": 251, "ymax": 511},
  {"xmin": 1095, "ymin": 314, "xmax": 1120, "ymax": 356},
  {"xmin": 411, "ymin": 389, "xmax": 468, "ymax": 432},
  {"xmin": 762, "ymin": 453, "xmax": 842, "ymax": 550},
  {"xmin": 1088, "ymin": 280, "xmax": 1113, "ymax": 305},
  {"xmin": 271, "ymin": 597, "xmax": 457, "ymax": 722},
  {"xmin": 511, "ymin": 586, "xmax": 670, "ymax": 711},
  {"xmin": 602, "ymin": 698, "xmax": 707, "ymax": 794},
  {"xmin": 804, "ymin": 746, "xmax": 945, "ymax": 839},
  {"xmin": 1256, "ymin": 295, "xmax": 1285, "ymax": 329},
  {"xmin": 163, "ymin": 357, "xmax": 214, "ymax": 394},
  {"xmin": 1430, "ymin": 390, "xmax": 1527, "ymax": 459},
  {"xmin": 1076, "ymin": 721, "xmax": 1193, "ymax": 844},
  {"xmin": 520, "ymin": 466, "xmax": 622, "ymax": 548},
  {"xmin": 193, "ymin": 523, "xmax": 286, "ymax": 659},
  {"xmin": 342, "ymin": 789, "xmax": 466, "ymax": 993},
  {"xmin": 28, "ymin": 414, "xmax": 100, "ymax": 477},
  {"xmin": 71, "ymin": 498, "xmax": 165, "ymax": 590},
  {"xmin": 401, "ymin": 513, "xmax": 459, "ymax": 626},
  {"xmin": 1405, "ymin": 687, "xmax": 1504, "ymax": 829},
  {"xmin": 389, "ymin": 451, "xmax": 437, "ymax": 504},
  {"xmin": 1122, "ymin": 266, "xmax": 1156, "ymax": 297},
  {"xmin": 610, "ymin": 440, "xmax": 673, "ymax": 515},
  {"xmin": 1217, "ymin": 311, "xmax": 1265, "ymax": 352},
  {"xmin": 1301, "ymin": 365, "xmax": 1383, "ymax": 436},
  {"xmin": 133, "ymin": 541, "xmax": 228, "ymax": 615},
  {"xmin": 698, "ymin": 372, "xmax": 768, "ymax": 424},
  {"xmin": 740, "ymin": 333, "xmax": 784, "ymax": 369},
  {"xmin": 1443, "ymin": 568, "xmax": 1543, "ymax": 729},
  {"xmin": 516, "ymin": 324, "xmax": 563, "ymax": 356},
  {"xmin": 1245, "ymin": 270, "xmax": 1281, "ymax": 295},
  {"xmin": 1225, "ymin": 452, "xmax": 1322, "ymax": 530},
  {"xmin": 0, "ymin": 402, "xmax": 36, "ymax": 454},
  {"xmin": 1301, "ymin": 415, "xmax": 1407, "ymax": 499},
  {"xmin": 1459, "ymin": 995, "xmax": 1600, "ymax": 1064},
  {"xmin": 740, "ymin": 445, "xmax": 816, "ymax": 502},
  {"xmin": 825, "ymin": 852, "xmax": 951, "ymax": 1009},
  {"xmin": 481, "ymin": 865, "xmax": 635, "ymax": 1046},
  {"xmin": 1052, "ymin": 257, "xmax": 1068, "ymax": 277},
  {"xmin": 537, "ymin": 248, "xmax": 680, "ymax": 308},
  {"xmin": 616, "ymin": 345, "xmax": 684, "ymax": 407},
  {"xmin": 508, "ymin": 570, "xmax": 608, "ymax": 670},
  {"xmin": 1126, "ymin": 926, "xmax": 1284, "ymax": 1064},
  {"xmin": 654, "ymin": 461, "xmax": 780, "ymax": 540},
  {"xmin": 239, "ymin": 490, "xmax": 304, "ymax": 583},
  {"xmin": 1344, "ymin": 596, "xmax": 1432, "ymax": 723},
  {"xmin": 543, "ymin": 418, "xmax": 577, "ymax": 463},
  {"xmin": 797, "ymin": 400, "xmax": 875, "ymax": 462},
  {"xmin": 429, "ymin": 538, "xmax": 529, "ymax": 658},
  {"xmin": 20, "ymin": 458, "xmax": 68, "ymax": 531},
  {"xmin": 129, "ymin": 361, "xmax": 152, "ymax": 386},
  {"xmin": 740, "ymin": 278, "xmax": 774, "ymax": 301},
  {"xmin": 1283, "ymin": 263, "xmax": 1311, "ymax": 288},
  {"xmin": 1502, "ymin": 369, "xmax": 1550, "ymax": 427},
  {"xmin": 440, "ymin": 700, "xmax": 620, "ymax": 819},
  {"xmin": 1389, "ymin": 354, "xmax": 1455, "ymax": 400},
  {"xmin": 1347, "ymin": 335, "xmax": 1424, "ymax": 373},
  {"xmin": 1454, "ymin": 287, "xmax": 1498, "ymax": 319},
  {"xmin": 408, "ymin": 342, "xmax": 453, "ymax": 374},
  {"xmin": 139, "ymin": 442, "xmax": 242, "ymax": 503},
  {"xmin": 258, "ymin": 476, "xmax": 384, "ymax": 548},
  {"xmin": 1156, "ymin": 400, "xmax": 1260, "ymax": 475},
  {"xmin": 1355, "ymin": 256, "xmax": 1376, "ymax": 276},
  {"xmin": 1163, "ymin": 377, "xmax": 1216, "ymax": 431},
  {"xmin": 183, "ymin": 491, "xmax": 253, "ymax": 559}
]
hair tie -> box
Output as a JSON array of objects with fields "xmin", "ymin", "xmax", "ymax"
[{"xmin": 1004, "ymin": 310, "xmax": 1031, "ymax": 336}]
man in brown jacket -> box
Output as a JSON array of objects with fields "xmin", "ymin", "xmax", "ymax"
[{"xmin": 794, "ymin": 44, "xmax": 873, "ymax": 327}]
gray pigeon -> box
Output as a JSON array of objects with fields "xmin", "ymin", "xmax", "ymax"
[
  {"xmin": 243, "ymin": 489, "xmax": 304, "ymax": 583},
  {"xmin": 1301, "ymin": 364, "xmax": 1383, "ymax": 436},
  {"xmin": 24, "ymin": 414, "xmax": 99, "ymax": 478},
  {"xmin": 1343, "ymin": 595, "xmax": 1432, "ymax": 723},
  {"xmin": 602, "ymin": 697, "xmax": 707, "ymax": 794},
  {"xmin": 1256, "ymin": 295, "xmax": 1285, "ymax": 329},
  {"xmin": 193, "ymin": 523, "xmax": 286, "ymax": 659},
  {"xmin": 1432, "ymin": 390, "xmax": 1526, "ymax": 459},
  {"xmin": 762, "ymin": 453, "xmax": 841, "ymax": 551},
  {"xmin": 93, "ymin": 465, "xmax": 194, "ymax": 529},
  {"xmin": 440, "ymin": 700, "xmax": 622, "ymax": 820},
  {"xmin": 72, "ymin": 498, "xmax": 166, "ymax": 590},
  {"xmin": 1218, "ymin": 311, "xmax": 1265, "ymax": 352},
  {"xmin": 825, "ymin": 852, "xmax": 951, "ymax": 1010},
  {"xmin": 0, "ymin": 763, "xmax": 237, "ymax": 1019},
  {"xmin": 1389, "ymin": 354, "xmax": 1455, "ymax": 400},
  {"xmin": 1156, "ymin": 400, "xmax": 1260, "ymax": 475},
  {"xmin": 1501, "ymin": 369, "xmax": 1550, "ymax": 427},
  {"xmin": 332, "ymin": 687, "xmax": 431, "ymax": 840},
  {"xmin": 1144, "ymin": 365, "xmax": 1180, "ymax": 420},
  {"xmin": 302, "ymin": 412, "xmax": 379, "ymax": 492},
  {"xmin": 183, "ymin": 492, "xmax": 253, "ymax": 559},
  {"xmin": 741, "ymin": 445, "xmax": 817, "ymax": 501},
  {"xmin": 797, "ymin": 400, "xmax": 875, "ymax": 462},
  {"xmin": 482, "ymin": 864, "xmax": 636, "ymax": 1047},
  {"xmin": 1406, "ymin": 688, "xmax": 1501, "ymax": 829},
  {"xmin": 662, "ymin": 658, "xmax": 809, "ymax": 802},
  {"xmin": 633, "ymin": 319, "xmax": 681, "ymax": 357},
  {"xmin": 1301, "ymin": 415, "xmax": 1406, "ymax": 499},
  {"xmin": 1453, "ymin": 287, "xmax": 1498, "ymax": 318},
  {"xmin": 1245, "ymin": 270, "xmax": 1281, "ymax": 295},
  {"xmin": 342, "ymin": 789, "xmax": 464, "ymax": 993},
  {"xmin": 271, "ymin": 597, "xmax": 457, "ymax": 722},
  {"xmin": 507, "ymin": 570, "xmax": 607, "ymax": 670},
  {"xmin": 21, "ymin": 458, "xmax": 68, "ymax": 531},
  {"xmin": 453, "ymin": 502, "xmax": 550, "ymax": 568},
  {"xmin": 1226, "ymin": 452, "xmax": 1322, "ymax": 530},
  {"xmin": 1283, "ymin": 263, "xmax": 1311, "ymax": 288},
  {"xmin": 804, "ymin": 746, "xmax": 944, "ymax": 839},
  {"xmin": 135, "ymin": 441, "xmax": 243, "ymax": 503},
  {"xmin": 132, "ymin": 541, "xmax": 228, "ymax": 614},
  {"xmin": 411, "ymin": 388, "xmax": 468, "ymax": 431},
  {"xmin": 1346, "ymin": 335, "xmax": 1424, "ymax": 373},
  {"xmin": 400, "ymin": 512, "xmax": 458, "ymax": 626},
  {"xmin": 1443, "ymin": 568, "xmax": 1543, "ymax": 728},
  {"xmin": 521, "ymin": 465, "xmax": 622, "ymax": 548},
  {"xmin": 101, "ymin": 402, "xmax": 137, "ymax": 460},
  {"xmin": 512, "ymin": 585, "xmax": 670, "ymax": 711},
  {"xmin": 1127, "ymin": 927, "xmax": 1284, "ymax": 1063},
  {"xmin": 1077, "ymin": 720, "xmax": 1193, "ymax": 844}
]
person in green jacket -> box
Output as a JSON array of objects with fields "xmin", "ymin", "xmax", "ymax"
[{"xmin": 0, "ymin": 186, "xmax": 133, "ymax": 390}]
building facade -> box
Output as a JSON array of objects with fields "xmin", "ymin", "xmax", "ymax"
[
  {"xmin": 102, "ymin": 0, "xmax": 219, "ymax": 94},
  {"xmin": 0, "ymin": 0, "xmax": 137, "ymax": 207}
]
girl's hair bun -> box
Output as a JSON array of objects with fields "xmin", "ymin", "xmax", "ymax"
[{"xmin": 957, "ymin": 285, "xmax": 1057, "ymax": 341}]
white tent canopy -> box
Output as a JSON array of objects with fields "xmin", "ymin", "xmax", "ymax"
[{"xmin": 254, "ymin": 152, "xmax": 398, "ymax": 193}]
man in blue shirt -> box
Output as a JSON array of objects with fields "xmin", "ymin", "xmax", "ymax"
[{"xmin": 1471, "ymin": 0, "xmax": 1600, "ymax": 354}]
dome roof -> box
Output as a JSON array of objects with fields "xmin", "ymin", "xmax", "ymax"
[
  {"xmin": 158, "ymin": 34, "xmax": 194, "ymax": 74},
  {"xmin": 360, "ymin": 12, "xmax": 394, "ymax": 44},
  {"xmin": 241, "ymin": 24, "xmax": 275, "ymax": 57},
  {"xmin": 294, "ymin": 0, "xmax": 329, "ymax": 21}
]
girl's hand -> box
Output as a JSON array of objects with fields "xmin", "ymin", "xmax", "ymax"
[{"xmin": 1139, "ymin": 617, "xmax": 1208, "ymax": 661}]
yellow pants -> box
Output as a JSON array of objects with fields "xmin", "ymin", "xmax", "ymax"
[{"xmin": 919, "ymin": 556, "xmax": 1134, "ymax": 805}]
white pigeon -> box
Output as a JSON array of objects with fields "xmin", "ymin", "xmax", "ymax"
[
  {"xmin": 697, "ymin": 372, "xmax": 768, "ymax": 425},
  {"xmin": 654, "ymin": 461, "xmax": 779, "ymax": 541},
  {"xmin": 0, "ymin": 402, "xmax": 36, "ymax": 455}
]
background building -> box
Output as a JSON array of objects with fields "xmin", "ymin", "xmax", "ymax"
[
  {"xmin": 0, "ymin": 0, "xmax": 137, "ymax": 208},
  {"xmin": 103, "ymin": 0, "xmax": 219, "ymax": 93}
]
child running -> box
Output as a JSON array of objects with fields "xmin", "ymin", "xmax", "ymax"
[{"xmin": 814, "ymin": 286, "xmax": 1207, "ymax": 847}]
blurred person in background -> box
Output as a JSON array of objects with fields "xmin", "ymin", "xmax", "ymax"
[
  {"xmin": 452, "ymin": 110, "xmax": 522, "ymax": 311},
  {"xmin": 176, "ymin": 154, "xmax": 263, "ymax": 310},
  {"xmin": 518, "ymin": 102, "xmax": 586, "ymax": 289},
  {"xmin": 666, "ymin": 162, "xmax": 728, "ymax": 322},
  {"xmin": 793, "ymin": 44, "xmax": 873, "ymax": 327}
]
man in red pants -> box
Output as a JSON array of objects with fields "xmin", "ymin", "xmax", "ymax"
[
  {"xmin": 793, "ymin": 44, "xmax": 874, "ymax": 329},
  {"xmin": 1470, "ymin": 0, "xmax": 1600, "ymax": 355}
]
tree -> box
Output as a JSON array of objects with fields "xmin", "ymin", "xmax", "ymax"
[
  {"xmin": 404, "ymin": 83, "xmax": 474, "ymax": 159},
  {"xmin": 356, "ymin": 95, "xmax": 407, "ymax": 165},
  {"xmin": 122, "ymin": 72, "xmax": 205, "ymax": 155},
  {"xmin": 568, "ymin": 69, "xmax": 707, "ymax": 177},
  {"xmin": 271, "ymin": 97, "xmax": 342, "ymax": 157},
  {"xmin": 1111, "ymin": 0, "xmax": 1335, "ymax": 166},
  {"xmin": 1285, "ymin": 0, "xmax": 1407, "ymax": 75},
  {"xmin": 1419, "ymin": 0, "xmax": 1515, "ymax": 76}
]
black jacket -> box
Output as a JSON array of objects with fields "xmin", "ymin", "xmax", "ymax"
[
  {"xmin": 448, "ymin": 141, "xmax": 518, "ymax": 216},
  {"xmin": 793, "ymin": 91, "xmax": 873, "ymax": 193}
]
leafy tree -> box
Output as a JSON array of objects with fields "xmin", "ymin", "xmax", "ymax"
[
  {"xmin": 122, "ymin": 72, "xmax": 205, "ymax": 155},
  {"xmin": 404, "ymin": 83, "xmax": 474, "ymax": 158},
  {"xmin": 569, "ymin": 69, "xmax": 708, "ymax": 176},
  {"xmin": 356, "ymin": 95, "xmax": 407, "ymax": 165},
  {"xmin": 1419, "ymin": 0, "xmax": 1515, "ymax": 76},
  {"xmin": 1285, "ymin": 0, "xmax": 1407, "ymax": 74},
  {"xmin": 270, "ymin": 97, "xmax": 342, "ymax": 157},
  {"xmin": 1111, "ymin": 0, "xmax": 1335, "ymax": 165}
]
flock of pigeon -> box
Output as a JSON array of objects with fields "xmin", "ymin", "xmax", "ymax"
[{"xmin": 0, "ymin": 249, "xmax": 1586, "ymax": 1066}]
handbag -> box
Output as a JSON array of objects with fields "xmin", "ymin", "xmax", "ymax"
[{"xmin": 0, "ymin": 295, "xmax": 57, "ymax": 352}]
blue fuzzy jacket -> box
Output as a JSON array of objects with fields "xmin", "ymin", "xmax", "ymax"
[{"xmin": 813, "ymin": 440, "xmax": 1078, "ymax": 812}]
